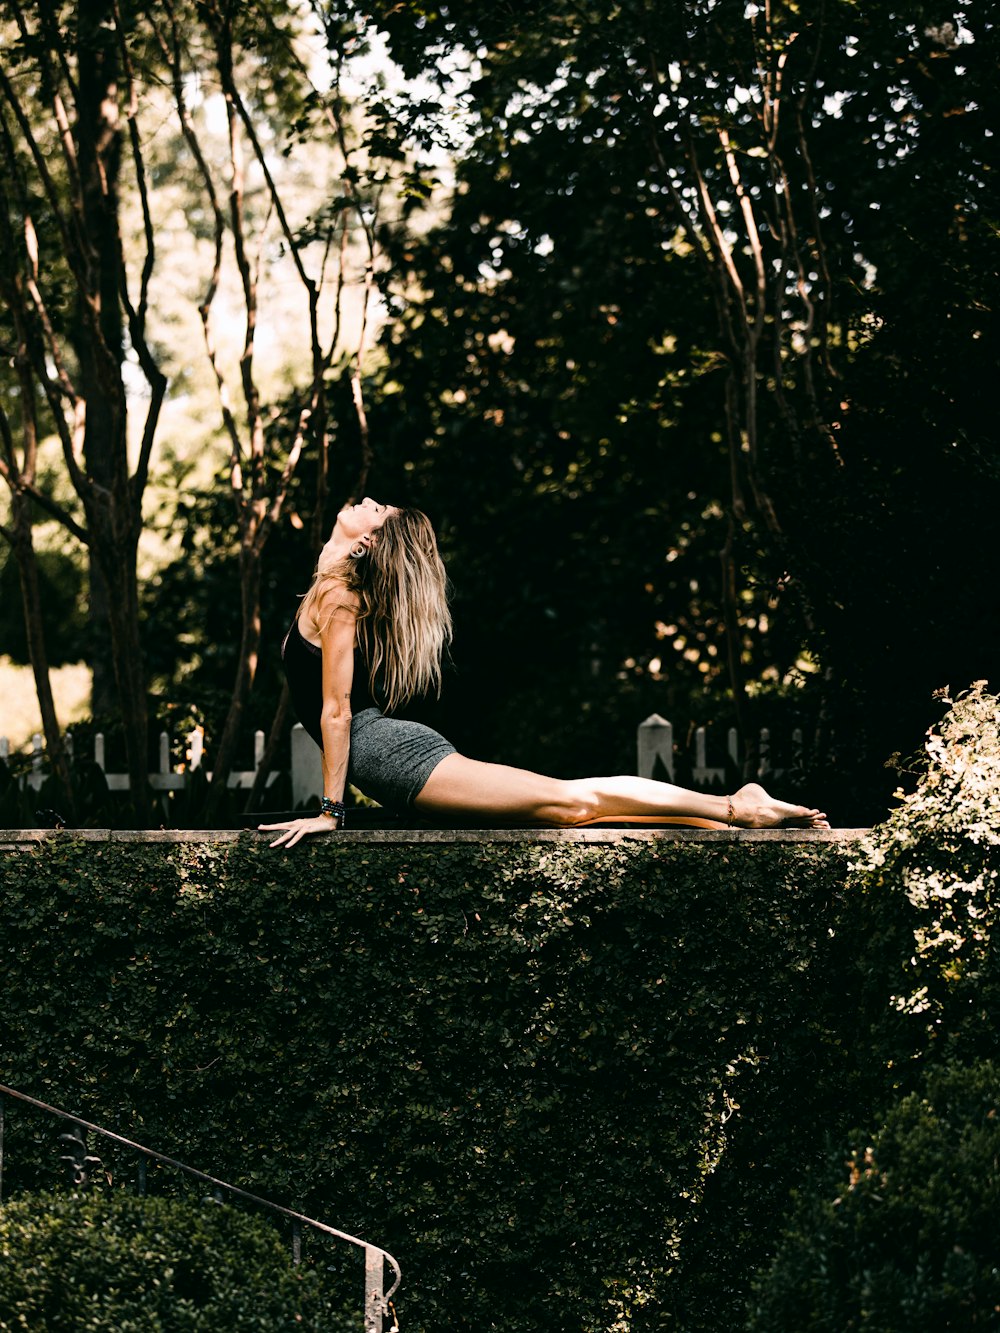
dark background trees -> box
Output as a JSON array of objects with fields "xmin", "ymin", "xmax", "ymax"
[
  {"xmin": 357, "ymin": 0, "xmax": 999, "ymax": 822},
  {"xmin": 1, "ymin": 0, "xmax": 996, "ymax": 825}
]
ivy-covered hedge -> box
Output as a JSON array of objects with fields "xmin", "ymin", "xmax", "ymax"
[{"xmin": 0, "ymin": 834, "xmax": 906, "ymax": 1332}]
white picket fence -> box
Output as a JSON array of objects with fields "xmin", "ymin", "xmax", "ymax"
[
  {"xmin": 637, "ymin": 713, "xmax": 803, "ymax": 785},
  {"xmin": 0, "ymin": 724, "xmax": 323, "ymax": 810},
  {"xmin": 2, "ymin": 715, "xmax": 799, "ymax": 812}
]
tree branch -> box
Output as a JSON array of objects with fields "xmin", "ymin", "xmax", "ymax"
[
  {"xmin": 110, "ymin": 0, "xmax": 157, "ymax": 338},
  {"xmin": 0, "ymin": 38, "xmax": 95, "ymax": 303},
  {"xmin": 21, "ymin": 483, "xmax": 90, "ymax": 544},
  {"xmin": 149, "ymin": 0, "xmax": 247, "ymax": 489},
  {"xmin": 0, "ymin": 402, "xmax": 19, "ymax": 479},
  {"xmin": 0, "ymin": 113, "xmax": 88, "ymax": 496}
]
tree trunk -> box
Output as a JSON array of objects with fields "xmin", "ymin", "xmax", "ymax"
[
  {"xmin": 244, "ymin": 680, "xmax": 290, "ymax": 815},
  {"xmin": 8, "ymin": 496, "xmax": 76, "ymax": 819},
  {"xmin": 87, "ymin": 559, "xmax": 116, "ymax": 719},
  {"xmin": 206, "ymin": 541, "xmax": 263, "ymax": 823},
  {"xmin": 73, "ymin": 0, "xmax": 150, "ymax": 808},
  {"xmin": 93, "ymin": 516, "xmax": 149, "ymax": 815}
]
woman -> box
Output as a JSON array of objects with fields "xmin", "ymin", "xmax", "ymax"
[{"xmin": 261, "ymin": 499, "xmax": 828, "ymax": 848}]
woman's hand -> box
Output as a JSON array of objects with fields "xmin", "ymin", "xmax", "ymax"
[{"xmin": 258, "ymin": 813, "xmax": 339, "ymax": 848}]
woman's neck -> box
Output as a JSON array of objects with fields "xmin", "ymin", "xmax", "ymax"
[{"xmin": 317, "ymin": 532, "xmax": 355, "ymax": 570}]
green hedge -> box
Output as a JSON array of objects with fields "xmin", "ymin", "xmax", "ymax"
[
  {"xmin": 0, "ymin": 835, "xmax": 907, "ymax": 1331},
  {"xmin": 0, "ymin": 1190, "xmax": 355, "ymax": 1332}
]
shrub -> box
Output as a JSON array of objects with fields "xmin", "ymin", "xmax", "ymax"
[
  {"xmin": 848, "ymin": 681, "xmax": 1000, "ymax": 1064},
  {"xmin": 748, "ymin": 1059, "xmax": 1000, "ymax": 1332},
  {"xmin": 0, "ymin": 1190, "xmax": 358, "ymax": 1332}
]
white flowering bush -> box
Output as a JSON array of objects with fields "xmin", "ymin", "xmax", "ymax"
[{"xmin": 850, "ymin": 682, "xmax": 1000, "ymax": 1039}]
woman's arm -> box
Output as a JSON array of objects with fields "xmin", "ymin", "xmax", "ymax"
[
  {"xmin": 316, "ymin": 596, "xmax": 357, "ymax": 810},
  {"xmin": 262, "ymin": 588, "xmax": 358, "ymax": 849}
]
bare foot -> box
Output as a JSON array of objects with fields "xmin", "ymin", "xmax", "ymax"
[{"xmin": 729, "ymin": 782, "xmax": 830, "ymax": 829}]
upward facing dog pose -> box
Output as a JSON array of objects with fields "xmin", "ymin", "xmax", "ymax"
[{"xmin": 261, "ymin": 500, "xmax": 829, "ymax": 848}]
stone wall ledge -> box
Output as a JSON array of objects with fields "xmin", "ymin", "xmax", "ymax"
[{"xmin": 2, "ymin": 826, "xmax": 869, "ymax": 848}]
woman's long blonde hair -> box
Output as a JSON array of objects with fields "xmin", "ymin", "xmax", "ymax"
[{"xmin": 297, "ymin": 508, "xmax": 452, "ymax": 713}]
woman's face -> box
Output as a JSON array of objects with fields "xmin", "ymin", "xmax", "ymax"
[{"xmin": 332, "ymin": 497, "xmax": 397, "ymax": 545}]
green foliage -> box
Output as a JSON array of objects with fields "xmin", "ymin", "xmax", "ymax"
[
  {"xmin": 0, "ymin": 1190, "xmax": 355, "ymax": 1332},
  {"xmin": 356, "ymin": 0, "xmax": 1000, "ymax": 822},
  {"xmin": 747, "ymin": 688, "xmax": 1000, "ymax": 1331},
  {"xmin": 748, "ymin": 1059, "xmax": 1000, "ymax": 1333},
  {"xmin": 849, "ymin": 683, "xmax": 1000, "ymax": 1064},
  {"xmin": 0, "ymin": 835, "xmax": 874, "ymax": 1331},
  {"xmin": 0, "ymin": 546, "xmax": 87, "ymax": 668}
]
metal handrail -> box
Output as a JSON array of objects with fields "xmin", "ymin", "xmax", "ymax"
[{"xmin": 0, "ymin": 1082, "xmax": 401, "ymax": 1332}]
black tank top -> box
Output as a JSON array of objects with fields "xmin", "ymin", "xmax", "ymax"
[{"xmin": 281, "ymin": 617, "xmax": 384, "ymax": 750}]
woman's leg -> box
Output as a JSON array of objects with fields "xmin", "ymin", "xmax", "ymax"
[
  {"xmin": 414, "ymin": 755, "xmax": 828, "ymax": 828},
  {"xmin": 413, "ymin": 755, "xmax": 599, "ymax": 824}
]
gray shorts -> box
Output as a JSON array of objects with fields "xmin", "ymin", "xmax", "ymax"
[{"xmin": 348, "ymin": 708, "xmax": 456, "ymax": 809}]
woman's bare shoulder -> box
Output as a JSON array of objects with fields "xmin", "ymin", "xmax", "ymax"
[{"xmin": 312, "ymin": 579, "xmax": 361, "ymax": 634}]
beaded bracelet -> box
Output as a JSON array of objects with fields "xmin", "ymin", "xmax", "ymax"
[{"xmin": 319, "ymin": 797, "xmax": 346, "ymax": 825}]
